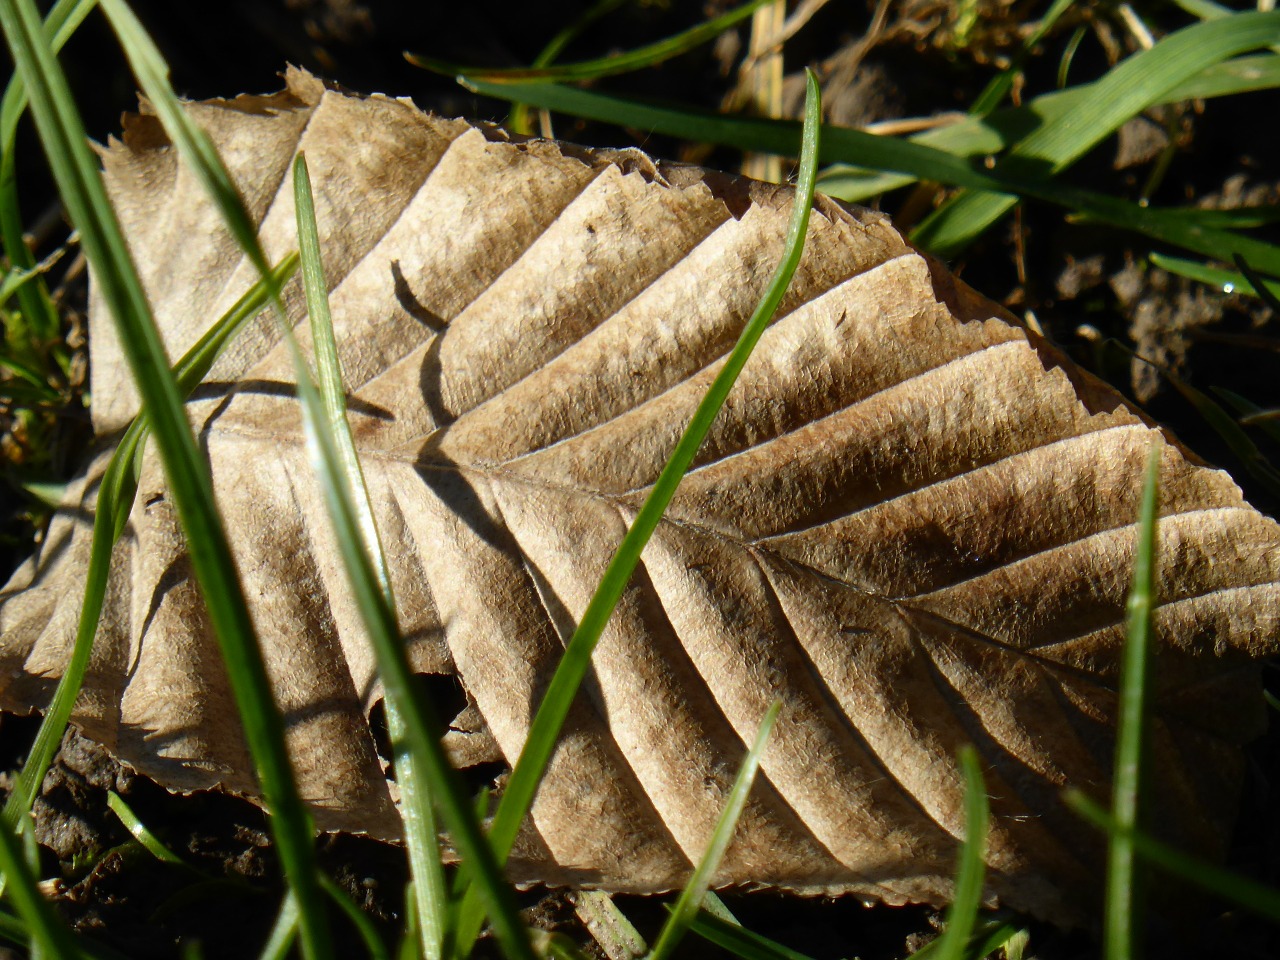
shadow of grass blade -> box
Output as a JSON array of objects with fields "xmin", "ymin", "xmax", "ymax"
[
  {"xmin": 1, "ymin": 255, "xmax": 297, "ymax": 830},
  {"xmin": 0, "ymin": 0, "xmax": 92, "ymax": 345},
  {"xmin": 1065, "ymin": 790, "xmax": 1280, "ymax": 924},
  {"xmin": 406, "ymin": 0, "xmax": 768, "ymax": 84},
  {"xmin": 290, "ymin": 156, "xmax": 534, "ymax": 960},
  {"xmin": 451, "ymin": 68, "xmax": 825, "ymax": 959},
  {"xmin": 913, "ymin": 11, "xmax": 1280, "ymax": 257},
  {"xmin": 459, "ymin": 76, "xmax": 1280, "ymax": 276},
  {"xmin": 647, "ymin": 700, "xmax": 782, "ymax": 960},
  {"xmin": 1102, "ymin": 442, "xmax": 1161, "ymax": 960},
  {"xmin": 922, "ymin": 746, "xmax": 988, "ymax": 960},
  {"xmin": 0, "ymin": 1, "xmax": 333, "ymax": 954},
  {"xmin": 292, "ymin": 153, "xmax": 450, "ymax": 960}
]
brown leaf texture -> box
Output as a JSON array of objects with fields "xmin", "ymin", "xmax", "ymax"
[{"xmin": 2, "ymin": 68, "xmax": 1279, "ymax": 924}]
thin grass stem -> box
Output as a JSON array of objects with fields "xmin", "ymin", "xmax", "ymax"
[
  {"xmin": 1103, "ymin": 442, "xmax": 1161, "ymax": 960},
  {"xmin": 452, "ymin": 68, "xmax": 825, "ymax": 958},
  {"xmin": 407, "ymin": 0, "xmax": 769, "ymax": 84}
]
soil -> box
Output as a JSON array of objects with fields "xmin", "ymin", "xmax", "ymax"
[{"xmin": 2, "ymin": 1, "xmax": 1279, "ymax": 958}]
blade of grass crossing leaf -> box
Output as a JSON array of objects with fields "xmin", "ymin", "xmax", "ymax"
[
  {"xmin": 0, "ymin": 817, "xmax": 82, "ymax": 958},
  {"xmin": 1, "ymin": 256, "xmax": 297, "ymax": 831},
  {"xmin": 284, "ymin": 306, "xmax": 537, "ymax": 960},
  {"xmin": 0, "ymin": 0, "xmax": 92, "ymax": 344},
  {"xmin": 0, "ymin": 13, "xmax": 331, "ymax": 955},
  {"xmin": 1066, "ymin": 790, "xmax": 1280, "ymax": 924},
  {"xmin": 913, "ymin": 12, "xmax": 1280, "ymax": 256},
  {"xmin": 106, "ymin": 791, "xmax": 184, "ymax": 865},
  {"xmin": 406, "ymin": 0, "xmax": 769, "ymax": 83},
  {"xmin": 0, "ymin": 2, "xmax": 325, "ymax": 914},
  {"xmin": 1104, "ymin": 442, "xmax": 1161, "ymax": 960},
  {"xmin": 293, "ymin": 153, "xmax": 449, "ymax": 960},
  {"xmin": 98, "ymin": 6, "xmax": 525, "ymax": 953},
  {"xmin": 459, "ymin": 77, "xmax": 1280, "ymax": 277},
  {"xmin": 97, "ymin": 0, "xmax": 275, "ymax": 284},
  {"xmin": 288, "ymin": 165, "xmax": 535, "ymax": 960},
  {"xmin": 451, "ymin": 69, "xmax": 825, "ymax": 957},
  {"xmin": 648, "ymin": 700, "xmax": 782, "ymax": 960},
  {"xmin": 0, "ymin": 24, "xmax": 330, "ymax": 960},
  {"xmin": 928, "ymin": 746, "xmax": 989, "ymax": 960}
]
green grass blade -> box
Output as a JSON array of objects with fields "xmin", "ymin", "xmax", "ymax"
[
  {"xmin": 819, "ymin": 53, "xmax": 1280, "ymax": 205},
  {"xmin": 908, "ymin": 919, "xmax": 1023, "ymax": 960},
  {"xmin": 458, "ymin": 75, "xmax": 1280, "ymax": 276},
  {"xmin": 2, "ymin": 255, "xmax": 297, "ymax": 830},
  {"xmin": 1162, "ymin": 370, "xmax": 1280, "ymax": 497},
  {"xmin": 287, "ymin": 331, "xmax": 537, "ymax": 960},
  {"xmin": 1148, "ymin": 252, "xmax": 1280, "ymax": 300},
  {"xmin": 451, "ymin": 68, "xmax": 825, "ymax": 957},
  {"xmin": 968, "ymin": 0, "xmax": 1074, "ymax": 116},
  {"xmin": 0, "ymin": 350, "xmax": 53, "ymax": 389},
  {"xmin": 1066, "ymin": 790, "xmax": 1280, "ymax": 924},
  {"xmin": 913, "ymin": 11, "xmax": 1280, "ymax": 256},
  {"xmin": 1103, "ymin": 442, "xmax": 1161, "ymax": 960},
  {"xmin": 258, "ymin": 892, "xmax": 300, "ymax": 960},
  {"xmin": 398, "ymin": 881, "xmax": 420, "ymax": 960},
  {"xmin": 1165, "ymin": 52, "xmax": 1280, "ymax": 98},
  {"xmin": 105, "ymin": 791, "xmax": 184, "ymax": 865},
  {"xmin": 318, "ymin": 875, "xmax": 391, "ymax": 960},
  {"xmin": 686, "ymin": 910, "xmax": 815, "ymax": 960},
  {"xmin": 647, "ymin": 700, "xmax": 782, "ymax": 960},
  {"xmin": 289, "ymin": 158, "xmax": 535, "ymax": 960},
  {"xmin": 0, "ymin": 6, "xmax": 330, "ymax": 953},
  {"xmin": 0, "ymin": 816, "xmax": 83, "ymax": 958},
  {"xmin": 407, "ymin": 0, "xmax": 769, "ymax": 84},
  {"xmin": 0, "ymin": 0, "xmax": 91, "ymax": 345},
  {"xmin": 1230, "ymin": 254, "xmax": 1280, "ymax": 314},
  {"xmin": 292, "ymin": 153, "xmax": 450, "ymax": 960},
  {"xmin": 928, "ymin": 746, "xmax": 989, "ymax": 960},
  {"xmin": 97, "ymin": 0, "xmax": 275, "ymax": 284},
  {"xmin": 507, "ymin": 0, "xmax": 626, "ymax": 135},
  {"xmin": 574, "ymin": 891, "xmax": 647, "ymax": 959},
  {"xmin": 1213, "ymin": 388, "xmax": 1280, "ymax": 446}
]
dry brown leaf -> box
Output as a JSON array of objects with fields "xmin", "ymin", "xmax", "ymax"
[{"xmin": 2, "ymin": 68, "xmax": 1279, "ymax": 925}]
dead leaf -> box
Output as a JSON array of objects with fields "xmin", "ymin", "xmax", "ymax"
[{"xmin": 2, "ymin": 68, "xmax": 1278, "ymax": 925}]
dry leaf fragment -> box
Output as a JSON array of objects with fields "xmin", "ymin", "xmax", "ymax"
[{"xmin": 2, "ymin": 68, "xmax": 1278, "ymax": 925}]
